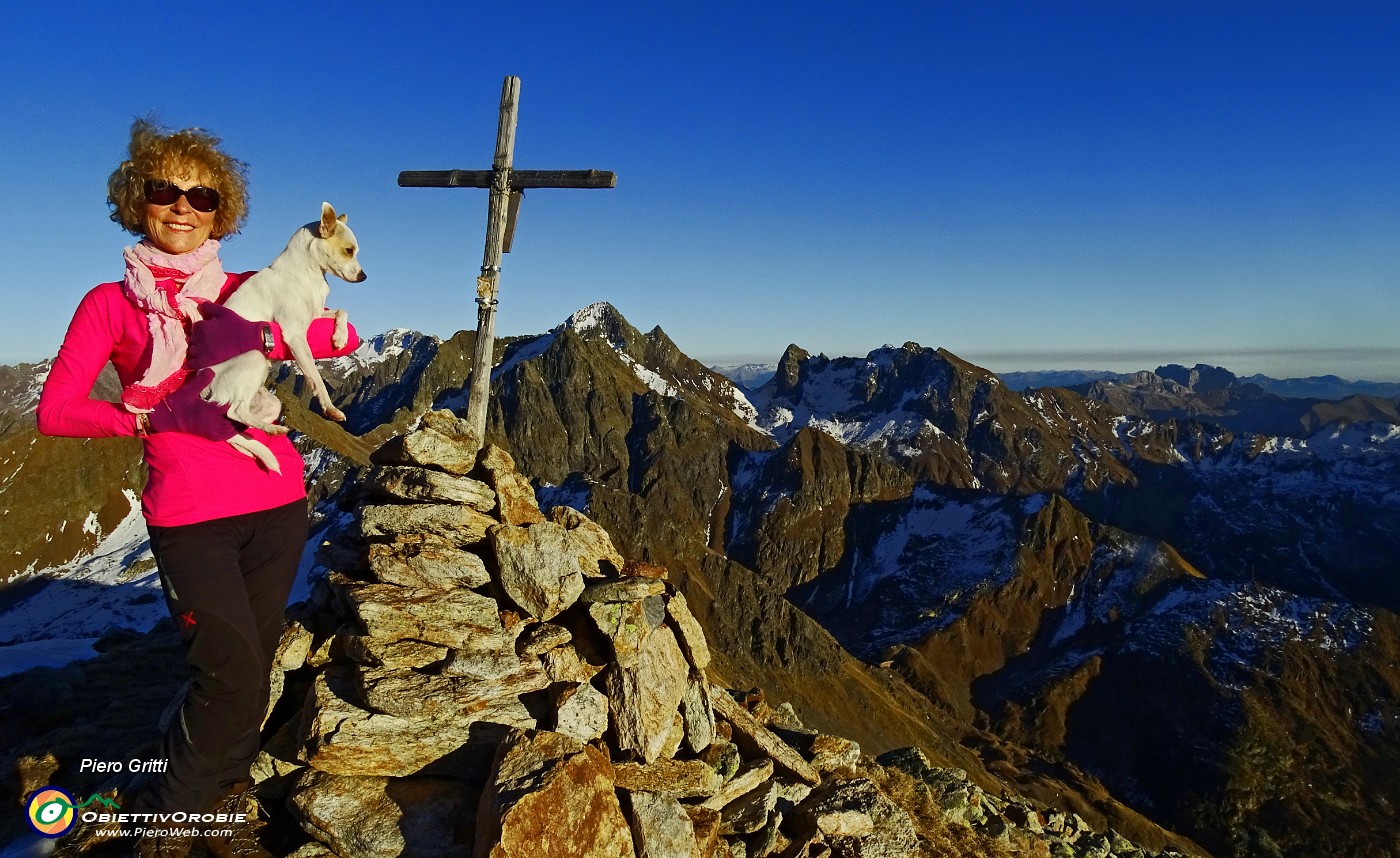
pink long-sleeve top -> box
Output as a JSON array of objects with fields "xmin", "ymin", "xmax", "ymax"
[{"xmin": 37, "ymin": 272, "xmax": 360, "ymax": 527}]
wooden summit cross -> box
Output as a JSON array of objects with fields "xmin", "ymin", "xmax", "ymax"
[{"xmin": 398, "ymin": 75, "xmax": 616, "ymax": 441}]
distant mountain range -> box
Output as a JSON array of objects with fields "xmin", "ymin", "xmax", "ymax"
[
  {"xmin": 709, "ymin": 362, "xmax": 779, "ymax": 391},
  {"xmin": 718, "ymin": 360, "xmax": 1400, "ymax": 440},
  {"xmin": 1001, "ymin": 364, "xmax": 1400, "ymax": 400},
  {"xmin": 1063, "ymin": 363, "xmax": 1400, "ymax": 439},
  {"xmin": 4, "ymin": 310, "xmax": 1399, "ymax": 858},
  {"xmin": 717, "ymin": 361, "xmax": 1400, "ymax": 402}
]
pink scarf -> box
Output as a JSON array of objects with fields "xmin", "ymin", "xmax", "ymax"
[{"xmin": 120, "ymin": 239, "xmax": 227, "ymax": 412}]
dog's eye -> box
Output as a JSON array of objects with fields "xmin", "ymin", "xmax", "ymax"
[{"xmin": 344, "ymin": 247, "xmax": 355, "ymax": 257}]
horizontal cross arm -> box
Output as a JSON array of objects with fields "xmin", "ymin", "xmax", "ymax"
[{"xmin": 398, "ymin": 169, "xmax": 616, "ymax": 189}]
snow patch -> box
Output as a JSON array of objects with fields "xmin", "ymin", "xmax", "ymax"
[
  {"xmin": 330, "ymin": 328, "xmax": 426, "ymax": 373},
  {"xmin": 537, "ymin": 480, "xmax": 593, "ymax": 516},
  {"xmin": 493, "ymin": 332, "xmax": 557, "ymax": 381},
  {"xmin": 623, "ymin": 354, "xmax": 681, "ymax": 398},
  {"xmin": 0, "ymin": 490, "xmax": 163, "ymax": 645},
  {"xmin": 0, "ymin": 638, "xmax": 99, "ymax": 678}
]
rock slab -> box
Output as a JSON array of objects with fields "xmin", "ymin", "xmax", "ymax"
[{"xmin": 474, "ymin": 729, "xmax": 636, "ymax": 858}]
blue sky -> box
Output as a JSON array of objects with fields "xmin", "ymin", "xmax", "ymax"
[{"xmin": 2, "ymin": 1, "xmax": 1397, "ymax": 380}]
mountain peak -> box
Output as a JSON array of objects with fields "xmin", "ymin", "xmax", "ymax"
[
  {"xmin": 774, "ymin": 344, "xmax": 810, "ymax": 395},
  {"xmin": 563, "ymin": 301, "xmax": 627, "ymax": 335},
  {"xmin": 1155, "ymin": 363, "xmax": 1238, "ymax": 392},
  {"xmin": 552, "ymin": 302, "xmax": 646, "ymax": 357}
]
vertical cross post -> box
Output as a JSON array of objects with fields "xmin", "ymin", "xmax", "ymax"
[
  {"xmin": 399, "ymin": 75, "xmax": 615, "ymax": 444},
  {"xmin": 467, "ymin": 76, "xmax": 520, "ymax": 442}
]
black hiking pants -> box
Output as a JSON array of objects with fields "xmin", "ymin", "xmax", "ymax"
[{"xmin": 142, "ymin": 499, "xmax": 307, "ymax": 814}]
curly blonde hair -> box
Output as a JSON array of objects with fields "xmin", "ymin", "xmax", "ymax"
[{"xmin": 107, "ymin": 117, "xmax": 249, "ymax": 240}]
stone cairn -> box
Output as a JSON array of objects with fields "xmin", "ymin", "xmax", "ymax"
[{"xmin": 250, "ymin": 410, "xmax": 1189, "ymax": 858}]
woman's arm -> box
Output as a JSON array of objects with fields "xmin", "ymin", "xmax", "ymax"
[
  {"xmin": 36, "ymin": 289, "xmax": 140, "ymax": 438},
  {"xmin": 189, "ymin": 310, "xmax": 362, "ymax": 365},
  {"xmin": 226, "ymin": 270, "xmax": 361, "ymax": 359},
  {"xmin": 190, "ymin": 273, "xmax": 362, "ymax": 366},
  {"xmin": 273, "ymin": 316, "xmax": 361, "ymax": 361}
]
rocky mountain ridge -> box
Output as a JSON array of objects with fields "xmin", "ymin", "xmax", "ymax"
[
  {"xmin": 4, "ymin": 304, "xmax": 1399, "ymax": 856},
  {"xmin": 0, "ymin": 361, "xmax": 143, "ymax": 587},
  {"xmin": 454, "ymin": 307, "xmax": 1400, "ymax": 858},
  {"xmin": 745, "ymin": 343, "xmax": 1176, "ymax": 494},
  {"xmin": 6, "ymin": 413, "xmax": 1194, "ymax": 858},
  {"xmin": 1067, "ymin": 362, "xmax": 1400, "ymax": 438},
  {"xmin": 993, "ymin": 364, "xmax": 1400, "ymax": 401}
]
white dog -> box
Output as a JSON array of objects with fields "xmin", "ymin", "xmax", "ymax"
[{"xmin": 200, "ymin": 202, "xmax": 366, "ymax": 472}]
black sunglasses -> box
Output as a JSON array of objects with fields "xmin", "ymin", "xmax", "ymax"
[{"xmin": 144, "ymin": 180, "xmax": 221, "ymax": 213}]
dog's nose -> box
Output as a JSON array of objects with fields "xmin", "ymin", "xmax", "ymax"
[{"xmin": 356, "ymin": 271, "xmax": 367, "ymax": 282}]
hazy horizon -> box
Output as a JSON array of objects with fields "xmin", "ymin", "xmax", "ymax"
[
  {"xmin": 7, "ymin": 318, "xmax": 1399, "ymax": 385},
  {"xmin": 703, "ymin": 344, "xmax": 1400, "ymax": 384}
]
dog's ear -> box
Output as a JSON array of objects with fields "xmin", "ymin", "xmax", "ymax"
[
  {"xmin": 338, "ymin": 213, "xmax": 348, "ymax": 224},
  {"xmin": 320, "ymin": 203, "xmax": 338, "ymax": 238}
]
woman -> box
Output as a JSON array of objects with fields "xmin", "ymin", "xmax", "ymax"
[{"xmin": 37, "ymin": 118, "xmax": 358, "ymax": 857}]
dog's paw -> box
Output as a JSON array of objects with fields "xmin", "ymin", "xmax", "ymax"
[
  {"xmin": 266, "ymin": 424, "xmax": 291, "ymax": 436},
  {"xmin": 324, "ymin": 405, "xmax": 346, "ymax": 422},
  {"xmin": 332, "ymin": 330, "xmax": 348, "ymax": 350}
]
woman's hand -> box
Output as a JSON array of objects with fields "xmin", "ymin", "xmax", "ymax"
[
  {"xmin": 187, "ymin": 302, "xmax": 270, "ymax": 368},
  {"xmin": 147, "ymin": 369, "xmax": 239, "ymax": 441}
]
